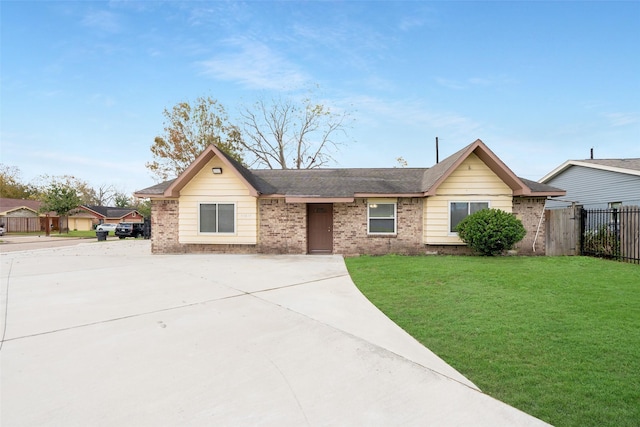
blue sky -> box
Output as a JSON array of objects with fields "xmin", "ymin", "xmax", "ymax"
[{"xmin": 2, "ymin": 1, "xmax": 639, "ymax": 196}]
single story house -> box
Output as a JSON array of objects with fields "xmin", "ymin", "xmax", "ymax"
[
  {"xmin": 0, "ymin": 198, "xmax": 59, "ymax": 232},
  {"xmin": 134, "ymin": 139, "xmax": 565, "ymax": 256},
  {"xmin": 67, "ymin": 205, "xmax": 144, "ymax": 231},
  {"xmin": 540, "ymin": 158, "xmax": 640, "ymax": 209}
]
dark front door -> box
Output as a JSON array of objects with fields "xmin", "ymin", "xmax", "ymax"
[{"xmin": 307, "ymin": 204, "xmax": 333, "ymax": 254}]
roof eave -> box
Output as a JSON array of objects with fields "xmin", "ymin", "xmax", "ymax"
[
  {"xmin": 528, "ymin": 190, "xmax": 567, "ymax": 197},
  {"xmin": 540, "ymin": 160, "xmax": 640, "ymax": 182},
  {"xmin": 285, "ymin": 197, "xmax": 355, "ymax": 203},
  {"xmin": 354, "ymin": 193, "xmax": 423, "ymax": 198}
]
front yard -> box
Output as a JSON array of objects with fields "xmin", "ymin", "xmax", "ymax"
[{"xmin": 345, "ymin": 255, "xmax": 640, "ymax": 427}]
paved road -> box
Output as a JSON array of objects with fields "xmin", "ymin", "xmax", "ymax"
[
  {"xmin": 0, "ymin": 240, "xmax": 549, "ymax": 426},
  {"xmin": 0, "ymin": 234, "xmax": 103, "ymax": 252}
]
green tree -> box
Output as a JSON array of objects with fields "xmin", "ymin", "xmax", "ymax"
[
  {"xmin": 0, "ymin": 164, "xmax": 37, "ymax": 199},
  {"xmin": 237, "ymin": 90, "xmax": 352, "ymax": 169},
  {"xmin": 133, "ymin": 198, "xmax": 151, "ymax": 219},
  {"xmin": 32, "ymin": 174, "xmax": 97, "ymax": 205},
  {"xmin": 456, "ymin": 208, "xmax": 526, "ymax": 256},
  {"xmin": 39, "ymin": 183, "xmax": 82, "ymax": 234},
  {"xmin": 114, "ymin": 191, "xmax": 132, "ymax": 208},
  {"xmin": 147, "ymin": 96, "xmax": 244, "ymax": 181}
]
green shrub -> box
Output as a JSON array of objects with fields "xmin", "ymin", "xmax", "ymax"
[{"xmin": 456, "ymin": 208, "xmax": 526, "ymax": 256}]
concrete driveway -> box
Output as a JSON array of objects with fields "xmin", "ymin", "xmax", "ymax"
[{"xmin": 0, "ymin": 240, "xmax": 549, "ymax": 426}]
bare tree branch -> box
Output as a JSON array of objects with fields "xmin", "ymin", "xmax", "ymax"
[{"xmin": 237, "ymin": 93, "xmax": 352, "ymax": 169}]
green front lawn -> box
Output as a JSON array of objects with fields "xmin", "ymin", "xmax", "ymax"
[{"xmin": 345, "ymin": 255, "xmax": 640, "ymax": 427}]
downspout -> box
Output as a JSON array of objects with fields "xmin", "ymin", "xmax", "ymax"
[{"xmin": 532, "ymin": 198, "xmax": 547, "ymax": 253}]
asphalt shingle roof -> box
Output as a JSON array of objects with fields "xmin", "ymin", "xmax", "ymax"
[
  {"xmin": 82, "ymin": 205, "xmax": 138, "ymax": 218},
  {"xmin": 577, "ymin": 158, "xmax": 640, "ymax": 172},
  {"xmin": 134, "ymin": 141, "xmax": 564, "ymax": 197},
  {"xmin": 251, "ymin": 168, "xmax": 427, "ymax": 197}
]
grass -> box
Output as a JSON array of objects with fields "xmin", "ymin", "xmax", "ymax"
[{"xmin": 345, "ymin": 255, "xmax": 640, "ymax": 427}]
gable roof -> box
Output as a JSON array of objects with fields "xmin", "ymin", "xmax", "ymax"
[
  {"xmin": 0, "ymin": 198, "xmax": 56, "ymax": 216},
  {"xmin": 161, "ymin": 145, "xmax": 263, "ymax": 198},
  {"xmin": 420, "ymin": 139, "xmax": 532, "ymax": 196},
  {"xmin": 540, "ymin": 158, "xmax": 640, "ymax": 183},
  {"xmin": 134, "ymin": 140, "xmax": 565, "ymax": 199},
  {"xmin": 79, "ymin": 205, "xmax": 141, "ymax": 220}
]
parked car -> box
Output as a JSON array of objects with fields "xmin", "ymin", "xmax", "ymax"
[
  {"xmin": 0, "ymin": 225, "xmax": 5, "ymax": 236},
  {"xmin": 96, "ymin": 223, "xmax": 118, "ymax": 233},
  {"xmin": 115, "ymin": 222, "xmax": 145, "ymax": 239}
]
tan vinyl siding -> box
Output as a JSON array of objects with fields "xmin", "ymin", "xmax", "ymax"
[
  {"xmin": 178, "ymin": 157, "xmax": 258, "ymax": 244},
  {"xmin": 424, "ymin": 153, "xmax": 513, "ymax": 244}
]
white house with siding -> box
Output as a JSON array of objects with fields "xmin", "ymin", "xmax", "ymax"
[{"xmin": 540, "ymin": 159, "xmax": 640, "ymax": 209}]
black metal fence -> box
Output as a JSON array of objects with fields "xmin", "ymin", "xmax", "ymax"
[{"xmin": 581, "ymin": 207, "xmax": 640, "ymax": 264}]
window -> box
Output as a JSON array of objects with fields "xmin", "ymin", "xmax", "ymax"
[
  {"xmin": 368, "ymin": 203, "xmax": 396, "ymax": 234},
  {"xmin": 199, "ymin": 203, "xmax": 235, "ymax": 233},
  {"xmin": 450, "ymin": 202, "xmax": 489, "ymax": 233}
]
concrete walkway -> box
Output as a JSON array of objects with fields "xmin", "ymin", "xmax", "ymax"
[{"xmin": 0, "ymin": 240, "xmax": 549, "ymax": 426}]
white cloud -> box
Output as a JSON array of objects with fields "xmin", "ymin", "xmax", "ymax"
[
  {"xmin": 602, "ymin": 112, "xmax": 640, "ymax": 127},
  {"xmin": 436, "ymin": 75, "xmax": 514, "ymax": 90},
  {"xmin": 347, "ymin": 95, "xmax": 482, "ymax": 137},
  {"xmin": 435, "ymin": 77, "xmax": 465, "ymax": 90},
  {"xmin": 81, "ymin": 10, "xmax": 121, "ymax": 33},
  {"xmin": 197, "ymin": 38, "xmax": 309, "ymax": 90},
  {"xmin": 398, "ymin": 16, "xmax": 425, "ymax": 32}
]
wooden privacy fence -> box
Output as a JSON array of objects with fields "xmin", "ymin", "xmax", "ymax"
[
  {"xmin": 3, "ymin": 217, "xmax": 42, "ymax": 233},
  {"xmin": 545, "ymin": 205, "xmax": 580, "ymax": 256},
  {"xmin": 546, "ymin": 205, "xmax": 640, "ymax": 264}
]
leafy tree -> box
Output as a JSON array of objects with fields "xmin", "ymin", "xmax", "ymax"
[
  {"xmin": 114, "ymin": 191, "xmax": 132, "ymax": 208},
  {"xmin": 39, "ymin": 183, "xmax": 82, "ymax": 234},
  {"xmin": 147, "ymin": 96, "xmax": 244, "ymax": 181},
  {"xmin": 0, "ymin": 164, "xmax": 37, "ymax": 199},
  {"xmin": 133, "ymin": 198, "xmax": 151, "ymax": 219},
  {"xmin": 456, "ymin": 208, "xmax": 526, "ymax": 256},
  {"xmin": 32, "ymin": 174, "xmax": 97, "ymax": 205},
  {"xmin": 237, "ymin": 92, "xmax": 352, "ymax": 169},
  {"xmin": 395, "ymin": 157, "xmax": 408, "ymax": 168}
]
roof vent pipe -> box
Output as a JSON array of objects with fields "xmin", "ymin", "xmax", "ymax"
[
  {"xmin": 590, "ymin": 147, "xmax": 594, "ymax": 159},
  {"xmin": 436, "ymin": 137, "xmax": 439, "ymax": 164}
]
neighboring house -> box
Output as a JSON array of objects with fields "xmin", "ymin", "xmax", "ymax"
[
  {"xmin": 540, "ymin": 158, "xmax": 640, "ymax": 209},
  {"xmin": 0, "ymin": 198, "xmax": 59, "ymax": 232},
  {"xmin": 68, "ymin": 205, "xmax": 144, "ymax": 231},
  {"xmin": 134, "ymin": 139, "xmax": 565, "ymax": 256}
]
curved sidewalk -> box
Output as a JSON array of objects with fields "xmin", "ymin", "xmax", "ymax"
[{"xmin": 0, "ymin": 241, "xmax": 549, "ymax": 426}]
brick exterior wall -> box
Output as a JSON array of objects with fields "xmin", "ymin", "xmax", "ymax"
[
  {"xmin": 151, "ymin": 199, "xmax": 180, "ymax": 254},
  {"xmin": 513, "ymin": 197, "xmax": 547, "ymax": 255},
  {"xmin": 333, "ymin": 198, "xmax": 425, "ymax": 256},
  {"xmin": 152, "ymin": 196, "xmax": 547, "ymax": 255},
  {"xmin": 258, "ymin": 199, "xmax": 307, "ymax": 254}
]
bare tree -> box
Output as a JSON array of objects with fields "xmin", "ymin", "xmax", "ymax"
[
  {"xmin": 92, "ymin": 183, "xmax": 117, "ymax": 206},
  {"xmin": 237, "ymin": 94, "xmax": 351, "ymax": 169}
]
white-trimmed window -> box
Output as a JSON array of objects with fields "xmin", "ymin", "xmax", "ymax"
[
  {"xmin": 199, "ymin": 203, "xmax": 235, "ymax": 234},
  {"xmin": 368, "ymin": 202, "xmax": 397, "ymax": 234},
  {"xmin": 450, "ymin": 202, "xmax": 489, "ymax": 233}
]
